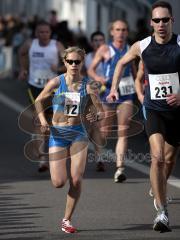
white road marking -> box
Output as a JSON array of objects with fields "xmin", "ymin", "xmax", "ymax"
[
  {"xmin": 0, "ymin": 92, "xmax": 25, "ymax": 113},
  {"xmin": 125, "ymin": 160, "xmax": 180, "ymax": 189}
]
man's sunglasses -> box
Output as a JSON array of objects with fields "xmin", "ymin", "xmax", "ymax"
[
  {"xmin": 152, "ymin": 17, "xmax": 171, "ymax": 24},
  {"xmin": 66, "ymin": 59, "xmax": 81, "ymax": 65}
]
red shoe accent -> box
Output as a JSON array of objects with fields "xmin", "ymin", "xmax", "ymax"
[{"xmin": 61, "ymin": 219, "xmax": 77, "ymax": 233}]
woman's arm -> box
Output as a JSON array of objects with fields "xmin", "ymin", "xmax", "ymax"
[{"xmin": 35, "ymin": 77, "xmax": 60, "ymax": 127}]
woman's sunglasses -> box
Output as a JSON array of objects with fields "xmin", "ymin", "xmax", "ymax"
[
  {"xmin": 152, "ymin": 17, "xmax": 171, "ymax": 24},
  {"xmin": 66, "ymin": 59, "xmax": 81, "ymax": 65}
]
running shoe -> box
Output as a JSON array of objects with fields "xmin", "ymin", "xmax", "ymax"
[
  {"xmin": 38, "ymin": 161, "xmax": 49, "ymax": 172},
  {"xmin": 153, "ymin": 210, "xmax": 171, "ymax": 232},
  {"xmin": 61, "ymin": 219, "xmax": 77, "ymax": 233},
  {"xmin": 114, "ymin": 168, "xmax": 126, "ymax": 183}
]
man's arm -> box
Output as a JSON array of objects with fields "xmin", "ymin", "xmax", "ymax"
[
  {"xmin": 107, "ymin": 41, "xmax": 141, "ymax": 102},
  {"xmin": 51, "ymin": 41, "xmax": 66, "ymax": 74},
  {"xmin": 18, "ymin": 40, "xmax": 31, "ymax": 80},
  {"xmin": 111, "ymin": 41, "xmax": 140, "ymax": 91},
  {"xmin": 135, "ymin": 60, "xmax": 145, "ymax": 104},
  {"xmin": 88, "ymin": 44, "xmax": 108, "ymax": 84}
]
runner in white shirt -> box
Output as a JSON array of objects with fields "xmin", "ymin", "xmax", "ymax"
[{"xmin": 18, "ymin": 20, "xmax": 65, "ymax": 172}]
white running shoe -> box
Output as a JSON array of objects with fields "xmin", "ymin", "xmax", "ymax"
[
  {"xmin": 114, "ymin": 168, "xmax": 126, "ymax": 183},
  {"xmin": 153, "ymin": 210, "xmax": 171, "ymax": 232}
]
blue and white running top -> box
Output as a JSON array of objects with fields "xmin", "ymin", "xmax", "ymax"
[
  {"xmin": 101, "ymin": 42, "xmax": 135, "ymax": 103},
  {"xmin": 52, "ymin": 74, "xmax": 89, "ymax": 116}
]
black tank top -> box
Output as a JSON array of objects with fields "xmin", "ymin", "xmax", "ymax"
[{"xmin": 140, "ymin": 34, "xmax": 180, "ymax": 111}]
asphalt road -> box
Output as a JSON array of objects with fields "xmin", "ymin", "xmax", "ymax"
[{"xmin": 0, "ymin": 76, "xmax": 180, "ymax": 240}]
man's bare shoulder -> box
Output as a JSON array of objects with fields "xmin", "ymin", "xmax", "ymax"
[
  {"xmin": 95, "ymin": 44, "xmax": 110, "ymax": 59},
  {"xmin": 129, "ymin": 41, "xmax": 141, "ymax": 57}
]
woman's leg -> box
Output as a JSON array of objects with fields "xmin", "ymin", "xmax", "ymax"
[
  {"xmin": 49, "ymin": 146, "xmax": 69, "ymax": 188},
  {"xmin": 64, "ymin": 141, "xmax": 88, "ymax": 220}
]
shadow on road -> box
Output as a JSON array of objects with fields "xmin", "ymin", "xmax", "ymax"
[{"xmin": 0, "ymin": 184, "xmax": 48, "ymax": 238}]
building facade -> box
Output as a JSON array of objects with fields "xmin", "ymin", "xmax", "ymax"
[{"xmin": 0, "ymin": 0, "xmax": 179, "ymax": 39}]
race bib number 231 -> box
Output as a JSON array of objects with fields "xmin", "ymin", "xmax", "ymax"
[{"xmin": 149, "ymin": 72, "xmax": 180, "ymax": 100}]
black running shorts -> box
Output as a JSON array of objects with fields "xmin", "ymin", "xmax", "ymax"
[{"xmin": 143, "ymin": 106, "xmax": 180, "ymax": 147}]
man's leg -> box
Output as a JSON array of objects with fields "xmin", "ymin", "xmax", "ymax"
[
  {"xmin": 149, "ymin": 133, "xmax": 166, "ymax": 208},
  {"xmin": 164, "ymin": 142, "xmax": 178, "ymax": 180},
  {"xmin": 114, "ymin": 101, "xmax": 133, "ymax": 182},
  {"xmin": 149, "ymin": 133, "xmax": 172, "ymax": 232},
  {"xmin": 150, "ymin": 143, "xmax": 178, "ymax": 198}
]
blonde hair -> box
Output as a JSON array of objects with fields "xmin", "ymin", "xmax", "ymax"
[{"xmin": 62, "ymin": 46, "xmax": 86, "ymax": 61}]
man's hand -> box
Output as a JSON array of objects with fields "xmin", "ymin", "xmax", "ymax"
[
  {"xmin": 166, "ymin": 94, "xmax": 180, "ymax": 107},
  {"xmin": 18, "ymin": 70, "xmax": 28, "ymax": 81},
  {"xmin": 106, "ymin": 90, "xmax": 119, "ymax": 103}
]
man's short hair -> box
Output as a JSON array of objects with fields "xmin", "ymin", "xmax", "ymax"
[
  {"xmin": 36, "ymin": 20, "xmax": 51, "ymax": 29},
  {"xmin": 152, "ymin": 1, "xmax": 173, "ymax": 16},
  {"xmin": 90, "ymin": 31, "xmax": 105, "ymax": 41}
]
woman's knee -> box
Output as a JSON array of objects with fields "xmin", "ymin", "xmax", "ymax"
[
  {"xmin": 51, "ymin": 178, "xmax": 66, "ymax": 188},
  {"xmin": 70, "ymin": 176, "xmax": 82, "ymax": 188}
]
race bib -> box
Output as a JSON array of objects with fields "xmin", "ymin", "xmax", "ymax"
[
  {"xmin": 149, "ymin": 72, "xmax": 180, "ymax": 100},
  {"xmin": 119, "ymin": 75, "xmax": 135, "ymax": 96},
  {"xmin": 34, "ymin": 69, "xmax": 54, "ymax": 87},
  {"xmin": 64, "ymin": 92, "xmax": 80, "ymax": 116}
]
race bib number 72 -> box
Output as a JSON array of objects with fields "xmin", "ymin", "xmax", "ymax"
[{"xmin": 149, "ymin": 72, "xmax": 180, "ymax": 100}]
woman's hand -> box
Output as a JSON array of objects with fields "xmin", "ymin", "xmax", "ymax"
[
  {"xmin": 40, "ymin": 122, "xmax": 50, "ymax": 133},
  {"xmin": 86, "ymin": 110, "xmax": 105, "ymax": 123}
]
